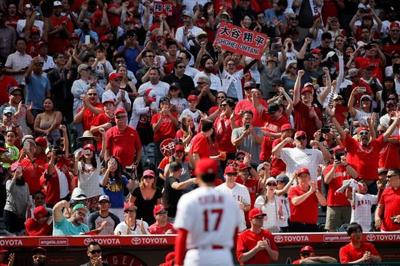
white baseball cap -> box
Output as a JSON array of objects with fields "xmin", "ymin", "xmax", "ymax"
[{"xmin": 54, "ymin": 1, "xmax": 62, "ymax": 7}]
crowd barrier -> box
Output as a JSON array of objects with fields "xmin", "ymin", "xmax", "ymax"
[{"xmin": 1, "ymin": 232, "xmax": 400, "ymax": 265}]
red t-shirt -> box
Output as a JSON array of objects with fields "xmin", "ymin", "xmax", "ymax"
[
  {"xmin": 214, "ymin": 116, "xmax": 236, "ymax": 153},
  {"xmin": 148, "ymin": 222, "xmax": 175, "ymax": 234},
  {"xmin": 20, "ymin": 158, "xmax": 46, "ymax": 194},
  {"xmin": 378, "ymin": 139, "xmax": 400, "ymax": 169},
  {"xmin": 151, "ymin": 112, "xmax": 178, "ymax": 143},
  {"xmin": 91, "ymin": 112, "xmax": 112, "ymax": 150},
  {"xmin": 82, "ymin": 103, "xmax": 104, "ymax": 131},
  {"xmin": 288, "ymin": 185, "xmax": 319, "ymax": 224},
  {"xmin": 323, "ymin": 164, "xmax": 351, "ymax": 207},
  {"xmin": 260, "ymin": 114, "xmax": 290, "ymax": 161},
  {"xmin": 234, "ymin": 99, "xmax": 268, "ymax": 127},
  {"xmin": 189, "ymin": 132, "xmax": 210, "ymax": 159},
  {"xmin": 379, "ymin": 187, "xmax": 400, "ymax": 231},
  {"xmin": 106, "ymin": 126, "xmax": 142, "ymax": 168},
  {"xmin": 107, "ymin": 3, "xmax": 121, "ymax": 28},
  {"xmin": 339, "ymin": 242, "xmax": 379, "ymax": 263},
  {"xmin": 25, "ymin": 218, "xmax": 52, "ymax": 236},
  {"xmin": 48, "ymin": 15, "xmax": 74, "ymax": 54},
  {"xmin": 270, "ymin": 139, "xmax": 294, "ymax": 176},
  {"xmin": 293, "ymin": 102, "xmax": 322, "ymax": 140},
  {"xmin": 334, "ymin": 104, "xmax": 348, "ymax": 126},
  {"xmin": 0, "ymin": 75, "xmax": 18, "ymax": 105},
  {"xmin": 343, "ymin": 134, "xmax": 384, "ymax": 181},
  {"xmin": 236, "ymin": 229, "xmax": 278, "ymax": 265},
  {"xmin": 40, "ymin": 165, "xmax": 72, "ymax": 206}
]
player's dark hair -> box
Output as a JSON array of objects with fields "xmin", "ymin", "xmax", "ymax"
[
  {"xmin": 346, "ymin": 222, "xmax": 362, "ymax": 236},
  {"xmin": 87, "ymin": 241, "xmax": 101, "ymax": 250},
  {"xmin": 201, "ymin": 119, "xmax": 214, "ymax": 132},
  {"xmin": 170, "ymin": 162, "xmax": 182, "ymax": 172},
  {"xmin": 201, "ymin": 173, "xmax": 216, "ymax": 183},
  {"xmin": 242, "ymin": 110, "xmax": 254, "ymax": 117}
]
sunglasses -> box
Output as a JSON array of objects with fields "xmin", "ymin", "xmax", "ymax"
[
  {"xmin": 296, "ymin": 136, "xmax": 307, "ymax": 141},
  {"xmin": 301, "ymin": 252, "xmax": 310, "ymax": 257},
  {"xmin": 116, "ymin": 115, "xmax": 127, "ymax": 119},
  {"xmin": 143, "ymin": 176, "xmax": 154, "ymax": 179},
  {"xmin": 254, "ymin": 215, "xmax": 264, "ymax": 219},
  {"xmin": 267, "ymin": 182, "xmax": 277, "ymax": 186},
  {"xmin": 89, "ymin": 249, "xmax": 102, "ymax": 254},
  {"xmin": 99, "ymin": 201, "xmax": 109, "ymax": 204},
  {"xmin": 217, "ymin": 96, "xmax": 226, "ymax": 99},
  {"xmin": 244, "ymin": 87, "xmax": 252, "ymax": 91},
  {"xmin": 227, "ymin": 173, "xmax": 237, "ymax": 176},
  {"xmin": 220, "ymin": 104, "xmax": 227, "ymax": 107},
  {"xmin": 124, "ymin": 209, "xmax": 136, "ymax": 213},
  {"xmin": 359, "ymin": 131, "xmax": 369, "ymax": 136},
  {"xmin": 88, "ymin": 93, "xmax": 97, "ymax": 96}
]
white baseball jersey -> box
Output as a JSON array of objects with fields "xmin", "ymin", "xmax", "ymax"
[
  {"xmin": 215, "ymin": 183, "xmax": 250, "ymax": 232},
  {"xmin": 174, "ymin": 186, "xmax": 240, "ymax": 250},
  {"xmin": 281, "ymin": 147, "xmax": 324, "ymax": 181},
  {"xmin": 350, "ymin": 193, "xmax": 377, "ymax": 232}
]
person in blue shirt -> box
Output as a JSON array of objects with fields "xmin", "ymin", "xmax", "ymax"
[
  {"xmin": 52, "ymin": 201, "xmax": 89, "ymax": 236},
  {"xmin": 116, "ymin": 30, "xmax": 140, "ymax": 74}
]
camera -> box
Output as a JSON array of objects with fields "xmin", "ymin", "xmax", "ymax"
[{"xmin": 245, "ymin": 124, "xmax": 250, "ymax": 130}]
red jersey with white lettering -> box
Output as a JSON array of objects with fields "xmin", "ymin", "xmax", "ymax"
[
  {"xmin": 323, "ymin": 164, "xmax": 351, "ymax": 207},
  {"xmin": 339, "ymin": 242, "xmax": 379, "ymax": 263},
  {"xmin": 174, "ymin": 186, "xmax": 240, "ymax": 250},
  {"xmin": 236, "ymin": 228, "xmax": 278, "ymax": 265}
]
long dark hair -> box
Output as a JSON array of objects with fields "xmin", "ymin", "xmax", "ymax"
[{"xmin": 106, "ymin": 156, "xmax": 123, "ymax": 183}]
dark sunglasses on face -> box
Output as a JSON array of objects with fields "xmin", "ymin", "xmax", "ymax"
[
  {"xmin": 90, "ymin": 249, "xmax": 102, "ymax": 254},
  {"xmin": 267, "ymin": 182, "xmax": 277, "ymax": 186},
  {"xmin": 227, "ymin": 173, "xmax": 237, "ymax": 176},
  {"xmin": 88, "ymin": 93, "xmax": 97, "ymax": 96},
  {"xmin": 296, "ymin": 136, "xmax": 306, "ymax": 141},
  {"xmin": 217, "ymin": 96, "xmax": 226, "ymax": 99},
  {"xmin": 12, "ymin": 93, "xmax": 22, "ymax": 96},
  {"xmin": 143, "ymin": 176, "xmax": 154, "ymax": 179},
  {"xmin": 359, "ymin": 131, "xmax": 369, "ymax": 136},
  {"xmin": 124, "ymin": 209, "xmax": 136, "ymax": 213}
]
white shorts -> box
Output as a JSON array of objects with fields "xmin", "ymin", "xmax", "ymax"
[{"xmin": 184, "ymin": 249, "xmax": 233, "ymax": 266}]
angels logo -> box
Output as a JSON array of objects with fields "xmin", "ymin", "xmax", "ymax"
[
  {"xmin": 103, "ymin": 253, "xmax": 146, "ymax": 266},
  {"xmin": 366, "ymin": 234, "xmax": 376, "ymax": 242},
  {"xmin": 274, "ymin": 235, "xmax": 284, "ymax": 243}
]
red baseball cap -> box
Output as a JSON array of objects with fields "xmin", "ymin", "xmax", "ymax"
[
  {"xmin": 187, "ymin": 94, "xmax": 198, "ymax": 102},
  {"xmin": 356, "ymin": 126, "xmax": 370, "ymax": 134},
  {"xmin": 33, "ymin": 205, "xmax": 49, "ymax": 219},
  {"xmin": 195, "ymin": 158, "xmax": 218, "ymax": 176},
  {"xmin": 248, "ymin": 208, "xmax": 266, "ymax": 220},
  {"xmin": 114, "ymin": 107, "xmax": 127, "ymax": 116},
  {"xmin": 143, "ymin": 169, "xmax": 155, "ymax": 178},
  {"xmin": 390, "ymin": 22, "xmax": 400, "ymax": 30},
  {"xmin": 296, "ymin": 167, "xmax": 310, "ymax": 176},
  {"xmin": 300, "ymin": 245, "xmax": 314, "ymax": 253},
  {"xmin": 175, "ymin": 144, "xmax": 185, "ymax": 152},
  {"xmin": 35, "ymin": 137, "xmax": 47, "ymax": 148},
  {"xmin": 153, "ymin": 204, "xmax": 167, "ymax": 216},
  {"xmin": 294, "ymin": 130, "xmax": 307, "ymax": 139},
  {"xmin": 281, "ymin": 123, "xmax": 294, "ymax": 132},
  {"xmin": 109, "ymin": 72, "xmax": 122, "ymax": 81},
  {"xmin": 224, "ymin": 165, "xmax": 237, "ymax": 174},
  {"xmin": 83, "ymin": 143, "xmax": 95, "ymax": 152},
  {"xmin": 301, "ymin": 83, "xmax": 314, "ymax": 94}
]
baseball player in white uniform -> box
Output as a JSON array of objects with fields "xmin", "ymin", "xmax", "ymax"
[
  {"xmin": 215, "ymin": 165, "xmax": 251, "ymax": 232},
  {"xmin": 174, "ymin": 158, "xmax": 241, "ymax": 266}
]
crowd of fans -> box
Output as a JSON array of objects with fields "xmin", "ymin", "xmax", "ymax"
[{"xmin": 0, "ymin": 0, "xmax": 399, "ymax": 252}]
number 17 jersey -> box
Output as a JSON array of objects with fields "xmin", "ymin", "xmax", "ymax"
[{"xmin": 174, "ymin": 186, "xmax": 241, "ymax": 249}]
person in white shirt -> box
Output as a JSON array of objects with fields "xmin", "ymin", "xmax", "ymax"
[
  {"xmin": 138, "ymin": 67, "xmax": 170, "ymax": 105},
  {"xmin": 5, "ymin": 38, "xmax": 32, "ymax": 84},
  {"xmin": 71, "ymin": 64, "xmax": 91, "ymax": 115},
  {"xmin": 129, "ymin": 88, "xmax": 157, "ymax": 128},
  {"xmin": 216, "ymin": 166, "xmax": 251, "ymax": 232},
  {"xmin": 180, "ymin": 95, "xmax": 202, "ymax": 130},
  {"xmin": 114, "ymin": 203, "xmax": 149, "ymax": 235},
  {"xmin": 175, "ymin": 10, "xmax": 203, "ymax": 49},
  {"xmin": 177, "ymin": 50, "xmax": 199, "ymax": 78},
  {"xmin": 272, "ymin": 130, "xmax": 330, "ymax": 181},
  {"xmin": 346, "ymin": 181, "xmax": 377, "ymax": 232},
  {"xmin": 16, "ymin": 4, "xmax": 44, "ymax": 38},
  {"xmin": 102, "ymin": 73, "xmax": 131, "ymax": 112},
  {"xmin": 194, "ymin": 57, "xmax": 222, "ymax": 92},
  {"xmin": 174, "ymin": 158, "xmax": 241, "ymax": 266}
]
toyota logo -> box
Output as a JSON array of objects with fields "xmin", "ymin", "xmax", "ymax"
[
  {"xmin": 274, "ymin": 235, "xmax": 284, "ymax": 243},
  {"xmin": 84, "ymin": 238, "xmax": 94, "ymax": 246},
  {"xmin": 366, "ymin": 234, "xmax": 376, "ymax": 242},
  {"xmin": 131, "ymin": 237, "xmax": 141, "ymax": 245}
]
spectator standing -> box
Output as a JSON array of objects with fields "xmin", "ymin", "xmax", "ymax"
[
  {"xmin": 288, "ymin": 168, "xmax": 327, "ymax": 232},
  {"xmin": 25, "ymin": 57, "xmax": 51, "ymax": 117},
  {"xmin": 114, "ymin": 203, "xmax": 149, "ymax": 235},
  {"xmin": 4, "ymin": 163, "xmax": 31, "ymax": 234},
  {"xmin": 71, "ymin": 64, "xmax": 91, "ymax": 116},
  {"xmin": 0, "ymin": 12, "xmax": 16, "ymax": 63},
  {"xmin": 0, "ymin": 63, "xmax": 17, "ymax": 106},
  {"xmin": 88, "ymin": 195, "xmax": 120, "ymax": 235},
  {"xmin": 375, "ymin": 169, "xmax": 400, "ymax": 232},
  {"xmin": 231, "ymin": 111, "xmax": 264, "ymax": 167},
  {"xmin": 323, "ymin": 147, "xmax": 357, "ymax": 232},
  {"xmin": 116, "ymin": 30, "xmax": 140, "ymax": 74},
  {"xmin": 130, "ymin": 169, "xmax": 162, "ymax": 225},
  {"xmin": 5, "ymin": 38, "xmax": 32, "ymax": 84},
  {"xmin": 73, "ymin": 87, "xmax": 103, "ymax": 132},
  {"xmin": 339, "ymin": 222, "xmax": 381, "ymax": 263},
  {"xmin": 52, "ymin": 201, "xmax": 89, "ymax": 236},
  {"xmin": 33, "ymin": 98, "xmax": 62, "ymax": 145},
  {"xmin": 148, "ymin": 204, "xmax": 175, "ymax": 234},
  {"xmin": 236, "ymin": 208, "xmax": 279, "ymax": 265},
  {"xmin": 138, "ymin": 67, "xmax": 170, "ymax": 104},
  {"xmin": 105, "ymin": 108, "xmax": 142, "ymax": 169},
  {"xmin": 163, "ymin": 60, "xmax": 195, "ymax": 98},
  {"xmin": 102, "ymin": 73, "xmax": 131, "ymax": 112},
  {"xmin": 216, "ymin": 166, "xmax": 251, "ymax": 232}
]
